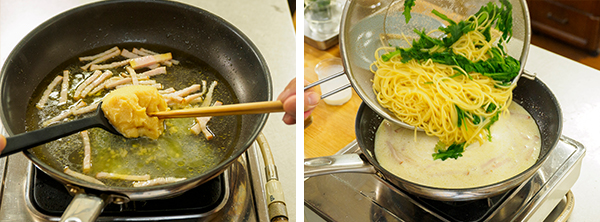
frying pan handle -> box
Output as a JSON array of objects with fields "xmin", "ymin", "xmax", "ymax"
[
  {"xmin": 60, "ymin": 193, "xmax": 107, "ymax": 222},
  {"xmin": 304, "ymin": 154, "xmax": 376, "ymax": 178}
]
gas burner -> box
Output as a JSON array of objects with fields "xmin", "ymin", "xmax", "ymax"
[
  {"xmin": 0, "ymin": 142, "xmax": 271, "ymax": 221},
  {"xmin": 29, "ymin": 167, "xmax": 227, "ymax": 218},
  {"xmin": 305, "ymin": 136, "xmax": 584, "ymax": 222},
  {"xmin": 26, "ymin": 166, "xmax": 233, "ymax": 221}
]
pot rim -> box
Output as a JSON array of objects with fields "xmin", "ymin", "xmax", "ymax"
[{"xmin": 353, "ymin": 77, "xmax": 562, "ymax": 201}]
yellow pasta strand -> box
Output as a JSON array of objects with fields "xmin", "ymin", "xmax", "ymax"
[{"xmin": 371, "ymin": 30, "xmax": 515, "ymax": 146}]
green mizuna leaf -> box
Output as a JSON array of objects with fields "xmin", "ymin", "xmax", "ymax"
[
  {"xmin": 432, "ymin": 142, "xmax": 465, "ymax": 161},
  {"xmin": 403, "ymin": 0, "xmax": 416, "ymax": 23},
  {"xmin": 378, "ymin": 1, "xmax": 518, "ymax": 160},
  {"xmin": 381, "ymin": 0, "xmax": 519, "ymax": 84}
]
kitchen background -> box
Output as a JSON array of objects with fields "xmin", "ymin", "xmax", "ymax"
[
  {"xmin": 304, "ymin": 0, "xmax": 600, "ymax": 221},
  {"xmin": 0, "ymin": 0, "xmax": 296, "ymax": 221}
]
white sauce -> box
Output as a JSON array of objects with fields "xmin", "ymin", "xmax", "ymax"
[{"xmin": 374, "ymin": 103, "xmax": 541, "ymax": 188}]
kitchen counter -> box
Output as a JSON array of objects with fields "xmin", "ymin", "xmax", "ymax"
[
  {"xmin": 525, "ymin": 44, "xmax": 600, "ymax": 221},
  {"xmin": 304, "ymin": 41, "xmax": 600, "ymax": 220},
  {"xmin": 303, "ymin": 43, "xmax": 362, "ymax": 158},
  {"xmin": 0, "ymin": 0, "xmax": 296, "ymax": 221}
]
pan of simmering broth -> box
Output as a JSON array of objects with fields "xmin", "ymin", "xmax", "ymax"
[
  {"xmin": 305, "ymin": 77, "xmax": 562, "ymax": 201},
  {"xmin": 0, "ymin": 0, "xmax": 270, "ymax": 221},
  {"xmin": 26, "ymin": 49, "xmax": 242, "ymax": 188}
]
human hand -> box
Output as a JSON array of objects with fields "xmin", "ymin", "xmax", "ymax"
[
  {"xmin": 303, "ymin": 79, "xmax": 320, "ymax": 121},
  {"xmin": 277, "ymin": 78, "xmax": 321, "ymax": 125},
  {"xmin": 0, "ymin": 135, "xmax": 6, "ymax": 154},
  {"xmin": 277, "ymin": 78, "xmax": 298, "ymax": 125}
]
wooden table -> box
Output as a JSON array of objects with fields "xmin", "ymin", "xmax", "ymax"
[{"xmin": 303, "ymin": 42, "xmax": 363, "ymax": 158}]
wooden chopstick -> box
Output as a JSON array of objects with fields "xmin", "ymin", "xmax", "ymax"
[{"xmin": 148, "ymin": 101, "xmax": 284, "ymax": 119}]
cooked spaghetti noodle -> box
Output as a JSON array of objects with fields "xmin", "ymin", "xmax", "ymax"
[{"xmin": 371, "ymin": 4, "xmax": 518, "ymax": 150}]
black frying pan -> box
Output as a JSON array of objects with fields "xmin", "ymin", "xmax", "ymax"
[
  {"xmin": 0, "ymin": 0, "xmax": 271, "ymax": 220},
  {"xmin": 305, "ymin": 77, "xmax": 562, "ymax": 201}
]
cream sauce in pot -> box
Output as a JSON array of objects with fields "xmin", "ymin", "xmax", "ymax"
[{"xmin": 374, "ymin": 103, "xmax": 541, "ymax": 188}]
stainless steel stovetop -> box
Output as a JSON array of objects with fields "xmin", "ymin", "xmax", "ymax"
[
  {"xmin": 305, "ymin": 135, "xmax": 585, "ymax": 222},
  {"xmin": 0, "ymin": 141, "xmax": 271, "ymax": 221}
]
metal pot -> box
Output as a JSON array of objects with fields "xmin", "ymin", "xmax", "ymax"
[
  {"xmin": 0, "ymin": 0, "xmax": 271, "ymax": 221},
  {"xmin": 305, "ymin": 76, "xmax": 562, "ymax": 201}
]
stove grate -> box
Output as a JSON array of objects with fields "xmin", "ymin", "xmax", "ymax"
[{"xmin": 30, "ymin": 167, "xmax": 225, "ymax": 217}]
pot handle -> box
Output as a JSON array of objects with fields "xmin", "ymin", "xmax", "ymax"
[
  {"xmin": 60, "ymin": 193, "xmax": 107, "ymax": 222},
  {"xmin": 304, "ymin": 154, "xmax": 376, "ymax": 178}
]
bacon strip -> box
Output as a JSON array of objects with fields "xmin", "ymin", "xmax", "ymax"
[
  {"xmin": 81, "ymin": 49, "xmax": 121, "ymax": 70},
  {"xmin": 187, "ymin": 97, "xmax": 204, "ymax": 104},
  {"xmin": 123, "ymin": 49, "xmax": 159, "ymax": 70},
  {"xmin": 82, "ymin": 70, "xmax": 113, "ymax": 97},
  {"xmin": 131, "ymin": 48, "xmax": 146, "ymax": 56},
  {"xmin": 162, "ymin": 84, "xmax": 201, "ymax": 106},
  {"xmin": 200, "ymin": 81, "xmax": 218, "ymax": 107},
  {"xmin": 126, "ymin": 67, "xmax": 139, "ymax": 85},
  {"xmin": 182, "ymin": 80, "xmax": 207, "ymax": 104},
  {"xmin": 138, "ymin": 48, "xmax": 180, "ymax": 65},
  {"xmin": 74, "ymin": 70, "xmax": 102, "ymax": 100},
  {"xmin": 120, "ymin": 49, "xmax": 140, "ymax": 59},
  {"xmin": 172, "ymin": 84, "xmax": 201, "ymax": 97},
  {"xmin": 59, "ymin": 70, "xmax": 69, "ymax": 104},
  {"xmin": 116, "ymin": 83, "xmax": 162, "ymax": 89},
  {"xmin": 164, "ymin": 94, "xmax": 184, "ymax": 106},
  {"xmin": 36, "ymin": 75, "xmax": 63, "ymax": 109},
  {"xmin": 42, "ymin": 101, "xmax": 87, "ymax": 127},
  {"xmin": 144, "ymin": 83, "xmax": 163, "ymax": 89},
  {"xmin": 138, "ymin": 80, "xmax": 157, "ymax": 85},
  {"xmin": 81, "ymin": 130, "xmax": 91, "ymax": 174},
  {"xmin": 133, "ymin": 48, "xmax": 173, "ymax": 66},
  {"xmin": 95, "ymin": 172, "xmax": 151, "ymax": 181},
  {"xmin": 104, "ymin": 77, "xmax": 131, "ymax": 89},
  {"xmin": 113, "ymin": 79, "xmax": 159, "ymax": 88},
  {"xmin": 89, "ymin": 82, "xmax": 107, "ymax": 95},
  {"xmin": 148, "ymin": 63, "xmax": 161, "ymax": 69},
  {"xmin": 72, "ymin": 101, "xmax": 99, "ymax": 115},
  {"xmin": 79, "ymin": 46, "xmax": 119, "ymax": 61},
  {"xmin": 158, "ymin": 87, "xmax": 176, "ymax": 94},
  {"xmin": 139, "ymin": 66, "xmax": 167, "ymax": 78},
  {"xmin": 64, "ymin": 167, "xmax": 105, "ymax": 185},
  {"xmin": 191, "ymin": 101, "xmax": 223, "ymax": 140},
  {"xmin": 104, "ymin": 76, "xmax": 149, "ymax": 89},
  {"xmin": 132, "ymin": 177, "xmax": 186, "ymax": 187},
  {"xmin": 182, "ymin": 92, "xmax": 204, "ymax": 104},
  {"xmin": 90, "ymin": 58, "xmax": 131, "ymax": 70},
  {"xmin": 200, "ymin": 80, "xmax": 207, "ymax": 95},
  {"xmin": 137, "ymin": 48, "xmax": 157, "ymax": 55},
  {"xmin": 129, "ymin": 53, "xmax": 172, "ymax": 69}
]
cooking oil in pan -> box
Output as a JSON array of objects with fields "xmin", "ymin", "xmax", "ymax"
[{"xmin": 25, "ymin": 45, "xmax": 241, "ymax": 187}]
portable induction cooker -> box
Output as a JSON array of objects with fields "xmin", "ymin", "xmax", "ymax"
[{"xmin": 305, "ymin": 135, "xmax": 584, "ymax": 222}]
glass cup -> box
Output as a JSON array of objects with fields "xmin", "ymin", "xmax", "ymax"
[
  {"xmin": 304, "ymin": 0, "xmax": 344, "ymax": 35},
  {"xmin": 315, "ymin": 57, "xmax": 352, "ymax": 106}
]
